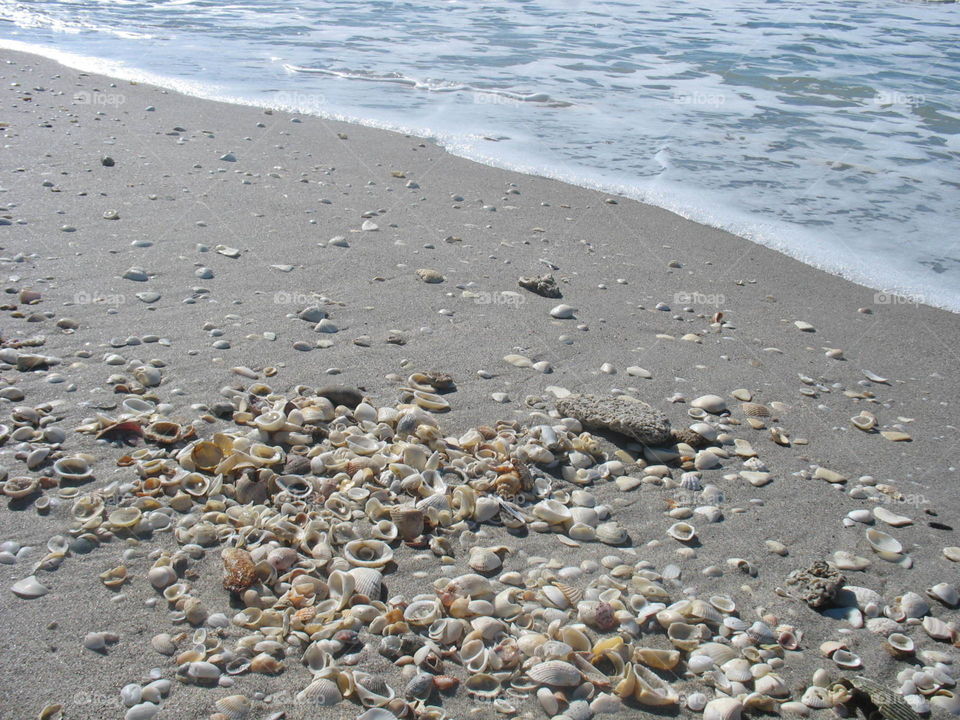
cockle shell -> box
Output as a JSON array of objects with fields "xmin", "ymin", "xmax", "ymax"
[
  {"xmin": 348, "ymin": 567, "xmax": 383, "ymax": 600},
  {"xmin": 704, "ymin": 697, "xmax": 743, "ymax": 720},
  {"xmin": 667, "ymin": 522, "xmax": 696, "ymax": 542},
  {"xmin": 464, "ymin": 673, "xmax": 502, "ymax": 698},
  {"xmin": 526, "ymin": 660, "xmax": 582, "ymax": 687},
  {"xmin": 595, "ymin": 521, "xmax": 628, "ymax": 545},
  {"xmin": 53, "ymin": 456, "xmax": 92, "ymax": 481},
  {"xmin": 389, "ymin": 505, "xmax": 424, "ymax": 540},
  {"xmin": 213, "ymin": 695, "xmax": 251, "ymax": 720}
]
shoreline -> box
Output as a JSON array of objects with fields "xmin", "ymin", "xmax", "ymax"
[
  {"xmin": 1, "ymin": 47, "xmax": 958, "ymax": 720},
  {"xmin": 1, "ymin": 38, "xmax": 956, "ymax": 313}
]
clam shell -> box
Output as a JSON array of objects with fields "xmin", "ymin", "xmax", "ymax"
[
  {"xmin": 53, "ymin": 456, "xmax": 92, "ymax": 481},
  {"xmin": 11, "ymin": 575, "xmax": 49, "ymax": 599},
  {"xmin": 404, "ymin": 599, "xmax": 442, "ymax": 626},
  {"xmin": 595, "ymin": 521, "xmax": 628, "ymax": 545},
  {"xmin": 468, "ymin": 547, "xmax": 504, "ymax": 573},
  {"xmin": 296, "ymin": 678, "xmax": 342, "ymax": 706},
  {"xmin": 866, "ymin": 528, "xmax": 903, "ymax": 556},
  {"xmin": 389, "ymin": 505, "xmax": 424, "ymax": 540},
  {"xmin": 667, "ymin": 522, "xmax": 696, "ymax": 543},
  {"xmin": 633, "ymin": 647, "xmax": 680, "ymax": 671},
  {"xmin": 464, "ymin": 673, "xmax": 501, "ymax": 698},
  {"xmin": 526, "ymin": 660, "xmax": 582, "ymax": 687},
  {"xmin": 107, "ymin": 507, "xmax": 142, "ymax": 529},
  {"xmin": 927, "ymin": 582, "xmax": 960, "ymax": 608}
]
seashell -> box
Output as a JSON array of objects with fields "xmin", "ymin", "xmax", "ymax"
[
  {"xmin": 927, "ymin": 583, "xmax": 960, "ymax": 608},
  {"xmin": 894, "ymin": 591, "xmax": 930, "ymax": 619},
  {"xmin": 355, "ymin": 711, "xmax": 401, "ymax": 720},
  {"xmin": 832, "ymin": 649, "xmax": 862, "ymax": 668},
  {"xmin": 687, "ymin": 654, "xmax": 715, "ymax": 674},
  {"xmin": 143, "ymin": 420, "xmax": 185, "ymax": 445},
  {"xmin": 344, "ymin": 539, "xmax": 394, "ymax": 568},
  {"xmin": 3, "ymin": 476, "xmax": 39, "ymax": 499},
  {"xmin": 884, "ymin": 633, "xmax": 915, "ymax": 658},
  {"xmin": 99, "ymin": 565, "xmax": 128, "ymax": 589},
  {"xmin": 389, "ymin": 505, "xmax": 424, "ymax": 540},
  {"xmin": 873, "ymin": 506, "xmax": 912, "ymax": 527},
  {"xmin": 180, "ymin": 472, "xmax": 210, "ymax": 498},
  {"xmin": 38, "ymin": 704, "xmax": 64, "ymax": 720},
  {"xmin": 922, "ymin": 615, "xmax": 955, "ymax": 642},
  {"xmin": 687, "ymin": 693, "xmax": 708, "ymax": 712},
  {"xmin": 851, "ymin": 412, "xmax": 877, "ymax": 431},
  {"xmin": 404, "ymin": 599, "xmax": 442, "ymax": 626},
  {"xmin": 349, "ymin": 567, "xmax": 383, "ymax": 600},
  {"xmin": 667, "ymin": 622, "xmax": 701, "ymax": 651},
  {"xmin": 250, "ymin": 652, "xmax": 283, "ymax": 674},
  {"xmin": 741, "ymin": 402, "xmax": 770, "ymax": 417},
  {"xmin": 213, "ymin": 695, "xmax": 251, "ymax": 720},
  {"xmin": 755, "ymin": 673, "xmax": 789, "ymax": 697},
  {"xmin": 107, "ymin": 507, "xmax": 142, "ymax": 529},
  {"xmin": 296, "ymin": 677, "xmax": 342, "ymax": 706},
  {"xmin": 633, "ymin": 647, "xmax": 680, "ymax": 671},
  {"xmin": 532, "ymin": 499, "xmax": 572, "ymax": 525},
  {"xmin": 150, "ymin": 633, "xmax": 176, "ymax": 656},
  {"xmin": 667, "ymin": 522, "xmax": 696, "ymax": 543},
  {"xmin": 626, "ymin": 663, "xmax": 679, "ymax": 706},
  {"xmin": 53, "ymin": 456, "xmax": 92, "ymax": 481},
  {"xmin": 721, "ymin": 658, "xmax": 753, "ymax": 683},
  {"xmin": 527, "ymin": 660, "xmax": 583, "ymax": 687},
  {"xmin": 186, "ymin": 441, "xmax": 223, "ymax": 472},
  {"xmin": 802, "ymin": 686, "xmax": 834, "ymax": 709},
  {"xmin": 221, "ymin": 548, "xmax": 257, "ymax": 594},
  {"xmin": 405, "ymin": 673, "xmax": 436, "ymax": 700},
  {"xmin": 866, "ymin": 528, "xmax": 904, "ymax": 561},
  {"xmin": 704, "ymin": 697, "xmax": 743, "ymax": 720},
  {"xmin": 930, "ymin": 691, "xmax": 960, "ymax": 716},
  {"xmin": 11, "ymin": 575, "xmax": 49, "ymax": 598},
  {"xmin": 464, "ymin": 673, "xmax": 502, "ymax": 699},
  {"xmin": 354, "ymin": 672, "xmax": 396, "ymax": 707},
  {"xmin": 595, "ymin": 521, "xmax": 628, "ymax": 545},
  {"xmin": 468, "ymin": 546, "xmax": 506, "ymax": 574}
]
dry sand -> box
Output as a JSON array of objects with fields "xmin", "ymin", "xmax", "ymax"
[{"xmin": 0, "ymin": 49, "xmax": 958, "ymax": 720}]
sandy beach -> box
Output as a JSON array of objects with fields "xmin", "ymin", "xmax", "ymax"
[{"xmin": 1, "ymin": 49, "xmax": 959, "ymax": 720}]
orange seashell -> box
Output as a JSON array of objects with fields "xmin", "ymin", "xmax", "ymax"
[{"xmin": 433, "ymin": 675, "xmax": 459, "ymax": 691}]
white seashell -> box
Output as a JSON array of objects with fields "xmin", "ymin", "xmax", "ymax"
[
  {"xmin": 923, "ymin": 616, "xmax": 956, "ymax": 642},
  {"xmin": 687, "ymin": 692, "xmax": 708, "ymax": 712},
  {"xmin": 404, "ymin": 599, "xmax": 443, "ymax": 626},
  {"xmin": 348, "ymin": 567, "xmax": 383, "ymax": 600},
  {"xmin": 873, "ymin": 506, "xmax": 913, "ymax": 527},
  {"xmin": 832, "ymin": 649, "xmax": 861, "ymax": 669},
  {"xmin": 928, "ymin": 583, "xmax": 960, "ymax": 608},
  {"xmin": 754, "ymin": 672, "xmax": 788, "ymax": 697},
  {"xmin": 11, "ymin": 575, "xmax": 49, "ymax": 598},
  {"xmin": 802, "ymin": 686, "xmax": 833, "ymax": 708},
  {"xmin": 124, "ymin": 702, "xmax": 159, "ymax": 720},
  {"xmin": 865, "ymin": 528, "xmax": 904, "ymax": 561},
  {"xmin": 703, "ymin": 697, "xmax": 742, "ymax": 720},
  {"xmin": 595, "ymin": 521, "xmax": 628, "ymax": 545},
  {"xmin": 687, "ymin": 654, "xmax": 715, "ymax": 674},
  {"xmin": 468, "ymin": 547, "xmax": 504, "ymax": 573},
  {"xmin": 667, "ymin": 522, "xmax": 696, "ymax": 543},
  {"xmin": 343, "ymin": 539, "xmax": 393, "ymax": 568},
  {"xmin": 896, "ymin": 591, "xmax": 931, "ymax": 619},
  {"xmin": 296, "ymin": 678, "xmax": 342, "ymax": 706},
  {"xmin": 527, "ymin": 660, "xmax": 582, "ymax": 687}
]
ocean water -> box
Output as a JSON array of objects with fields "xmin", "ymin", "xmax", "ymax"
[{"xmin": 2, "ymin": 0, "xmax": 958, "ymax": 310}]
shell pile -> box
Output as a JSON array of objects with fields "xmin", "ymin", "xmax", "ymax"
[{"xmin": 6, "ymin": 381, "xmax": 960, "ymax": 720}]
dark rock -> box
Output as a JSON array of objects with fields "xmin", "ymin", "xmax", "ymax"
[
  {"xmin": 316, "ymin": 384, "xmax": 364, "ymax": 409},
  {"xmin": 518, "ymin": 273, "xmax": 561, "ymax": 298}
]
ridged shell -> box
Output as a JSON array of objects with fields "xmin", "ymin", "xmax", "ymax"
[
  {"xmin": 348, "ymin": 567, "xmax": 383, "ymax": 600},
  {"xmin": 526, "ymin": 660, "xmax": 582, "ymax": 687},
  {"xmin": 296, "ymin": 678, "xmax": 342, "ymax": 706},
  {"xmin": 845, "ymin": 675, "xmax": 923, "ymax": 720},
  {"xmin": 213, "ymin": 695, "xmax": 251, "ymax": 720},
  {"xmin": 389, "ymin": 505, "xmax": 424, "ymax": 540},
  {"xmin": 741, "ymin": 402, "xmax": 770, "ymax": 417}
]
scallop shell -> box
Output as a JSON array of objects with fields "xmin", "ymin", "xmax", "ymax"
[
  {"xmin": 389, "ymin": 505, "xmax": 424, "ymax": 540},
  {"xmin": 344, "ymin": 539, "xmax": 393, "ymax": 568},
  {"xmin": 704, "ymin": 697, "xmax": 743, "ymax": 720},
  {"xmin": 741, "ymin": 402, "xmax": 770, "ymax": 417},
  {"xmin": 296, "ymin": 677, "xmax": 342, "ymax": 706},
  {"xmin": 348, "ymin": 567, "xmax": 383, "ymax": 600},
  {"xmin": 353, "ymin": 672, "xmax": 396, "ymax": 707},
  {"xmin": 213, "ymin": 695, "xmax": 251, "ymax": 720},
  {"xmin": 526, "ymin": 660, "xmax": 582, "ymax": 687}
]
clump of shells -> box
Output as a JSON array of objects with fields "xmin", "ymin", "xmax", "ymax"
[{"xmin": 7, "ymin": 380, "xmax": 957, "ymax": 720}]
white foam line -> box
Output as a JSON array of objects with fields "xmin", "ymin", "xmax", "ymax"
[{"xmin": 2, "ymin": 39, "xmax": 956, "ymax": 312}]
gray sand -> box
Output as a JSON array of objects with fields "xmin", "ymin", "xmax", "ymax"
[{"xmin": 0, "ymin": 50, "xmax": 958, "ymax": 720}]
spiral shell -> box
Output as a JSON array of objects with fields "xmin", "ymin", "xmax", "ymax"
[{"xmin": 344, "ymin": 539, "xmax": 394, "ymax": 568}]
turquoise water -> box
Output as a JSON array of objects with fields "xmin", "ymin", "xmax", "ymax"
[{"xmin": 2, "ymin": 0, "xmax": 958, "ymax": 309}]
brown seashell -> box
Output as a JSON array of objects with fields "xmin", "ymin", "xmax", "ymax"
[
  {"xmin": 222, "ymin": 547, "xmax": 257, "ymax": 594},
  {"xmin": 144, "ymin": 420, "xmax": 186, "ymax": 445},
  {"xmin": 390, "ymin": 505, "xmax": 425, "ymax": 541},
  {"xmin": 433, "ymin": 675, "xmax": 460, "ymax": 691},
  {"xmin": 250, "ymin": 652, "xmax": 283, "ymax": 674}
]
